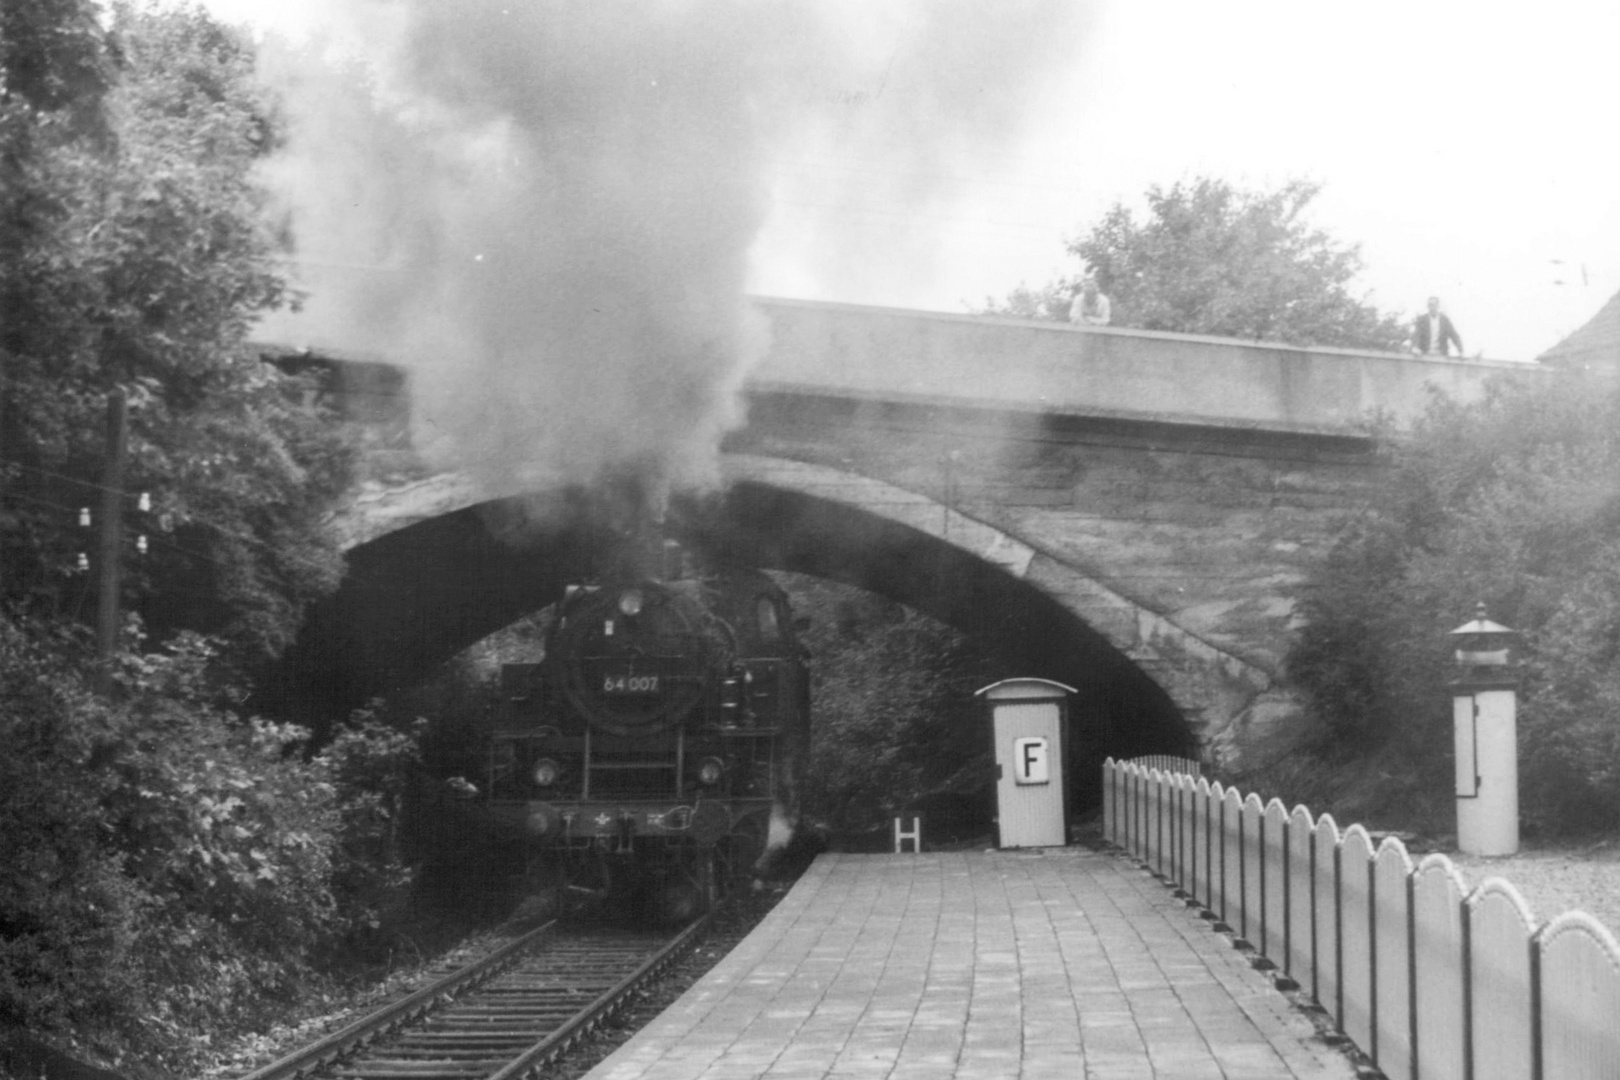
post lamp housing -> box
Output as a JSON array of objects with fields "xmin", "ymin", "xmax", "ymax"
[
  {"xmin": 1448, "ymin": 603, "xmax": 1519, "ymax": 856},
  {"xmin": 1450, "ymin": 603, "xmax": 1519, "ymax": 684}
]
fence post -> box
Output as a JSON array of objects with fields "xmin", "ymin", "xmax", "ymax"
[
  {"xmin": 1466, "ymin": 879, "xmax": 1537, "ymax": 1080},
  {"xmin": 1221, "ymin": 787, "xmax": 1244, "ymax": 933},
  {"xmin": 1240, "ymin": 793, "xmax": 1264, "ymax": 947},
  {"xmin": 1413, "ymin": 854, "xmax": 1468, "ymax": 1080},
  {"xmin": 1537, "ymin": 912, "xmax": 1620, "ymax": 1079},
  {"xmin": 1286, "ymin": 805, "xmax": 1316, "ymax": 991},
  {"xmin": 1178, "ymin": 774, "xmax": 1195, "ymax": 896},
  {"xmin": 1262, "ymin": 799, "xmax": 1289, "ymax": 967},
  {"xmin": 1373, "ymin": 838, "xmax": 1416, "ymax": 1080},
  {"xmin": 1339, "ymin": 825, "xmax": 1376, "ymax": 1049},
  {"xmin": 1312, "ymin": 814, "xmax": 1344, "ymax": 1024},
  {"xmin": 1126, "ymin": 766, "xmax": 1138, "ymax": 857},
  {"xmin": 1203, "ymin": 780, "xmax": 1219, "ymax": 915},
  {"xmin": 1102, "ymin": 759, "xmax": 1117, "ymax": 846}
]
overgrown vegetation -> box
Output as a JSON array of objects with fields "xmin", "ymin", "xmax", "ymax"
[
  {"xmin": 785, "ymin": 575, "xmax": 1001, "ymax": 838},
  {"xmin": 1, "ymin": 1, "xmax": 352, "ymax": 667},
  {"xmin": 0, "ymin": 4, "xmax": 419, "ymax": 1072},
  {"xmin": 1280, "ymin": 371, "xmax": 1620, "ymax": 836},
  {"xmin": 0, "ymin": 617, "xmax": 420, "ymax": 1073}
]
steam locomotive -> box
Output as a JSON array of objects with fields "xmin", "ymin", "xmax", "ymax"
[{"xmin": 482, "ymin": 553, "xmax": 809, "ymax": 922}]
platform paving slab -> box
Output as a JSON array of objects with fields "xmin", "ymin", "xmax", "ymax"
[{"xmin": 584, "ymin": 849, "xmax": 1355, "ymax": 1080}]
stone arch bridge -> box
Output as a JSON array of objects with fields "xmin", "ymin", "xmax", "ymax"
[{"xmin": 270, "ymin": 298, "xmax": 1532, "ymax": 766}]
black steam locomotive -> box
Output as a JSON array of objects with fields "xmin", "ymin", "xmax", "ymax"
[{"xmin": 483, "ymin": 557, "xmax": 809, "ymax": 922}]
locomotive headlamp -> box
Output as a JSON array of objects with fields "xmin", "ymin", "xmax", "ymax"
[
  {"xmin": 532, "ymin": 758, "xmax": 562, "ymax": 787},
  {"xmin": 525, "ymin": 803, "xmax": 559, "ymax": 836},
  {"xmin": 697, "ymin": 756, "xmax": 725, "ymax": 787},
  {"xmin": 617, "ymin": 588, "xmax": 645, "ymax": 617}
]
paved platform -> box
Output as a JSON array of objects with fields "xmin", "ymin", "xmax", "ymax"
[{"xmin": 585, "ymin": 849, "xmax": 1355, "ymax": 1080}]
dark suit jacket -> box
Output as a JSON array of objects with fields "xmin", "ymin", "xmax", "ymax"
[{"xmin": 1413, "ymin": 313, "xmax": 1462, "ymax": 356}]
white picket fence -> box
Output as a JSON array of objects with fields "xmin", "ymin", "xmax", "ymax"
[{"xmin": 1103, "ymin": 758, "xmax": 1620, "ymax": 1080}]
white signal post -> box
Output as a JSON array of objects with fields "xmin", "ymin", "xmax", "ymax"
[{"xmin": 1450, "ymin": 604, "xmax": 1519, "ymax": 856}]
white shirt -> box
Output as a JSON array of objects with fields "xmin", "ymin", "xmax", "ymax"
[{"xmin": 1070, "ymin": 291, "xmax": 1111, "ymax": 326}]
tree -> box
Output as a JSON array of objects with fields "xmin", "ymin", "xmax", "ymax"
[
  {"xmin": 786, "ymin": 575, "xmax": 1000, "ymax": 835},
  {"xmin": 1286, "ymin": 371, "xmax": 1620, "ymax": 833},
  {"xmin": 991, "ymin": 177, "xmax": 1408, "ymax": 351},
  {"xmin": 0, "ymin": 6, "xmax": 386, "ymax": 1068},
  {"xmin": 0, "ymin": 0, "xmax": 115, "ymax": 273},
  {"xmin": 1, "ymin": 3, "xmax": 353, "ymax": 667}
]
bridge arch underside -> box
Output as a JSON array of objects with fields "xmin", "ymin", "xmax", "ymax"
[
  {"xmin": 687, "ymin": 482, "xmax": 1196, "ymax": 769},
  {"xmin": 270, "ymin": 479, "xmax": 1198, "ymax": 803}
]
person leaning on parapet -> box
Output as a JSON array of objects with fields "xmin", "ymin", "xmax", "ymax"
[
  {"xmin": 1412, "ymin": 296, "xmax": 1463, "ymax": 357},
  {"xmin": 1068, "ymin": 277, "xmax": 1111, "ymax": 326}
]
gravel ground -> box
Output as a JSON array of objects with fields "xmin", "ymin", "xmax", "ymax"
[{"xmin": 1442, "ymin": 838, "xmax": 1620, "ymax": 934}]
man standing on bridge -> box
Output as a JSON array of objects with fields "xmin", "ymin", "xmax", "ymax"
[
  {"xmin": 1068, "ymin": 277, "xmax": 1111, "ymax": 326},
  {"xmin": 1413, "ymin": 295, "xmax": 1463, "ymax": 357}
]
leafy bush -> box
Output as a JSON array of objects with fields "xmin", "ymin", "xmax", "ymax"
[
  {"xmin": 1287, "ymin": 372, "xmax": 1620, "ymax": 834},
  {"xmin": 0, "ymin": 619, "xmax": 137, "ymax": 1035},
  {"xmin": 316, "ymin": 703, "xmax": 423, "ymax": 948},
  {"xmin": 786, "ymin": 576, "xmax": 998, "ymax": 835},
  {"xmin": 0, "ymin": 614, "xmax": 423, "ymax": 1068}
]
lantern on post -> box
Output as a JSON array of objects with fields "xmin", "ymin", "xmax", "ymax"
[{"xmin": 1449, "ymin": 603, "xmax": 1519, "ymax": 856}]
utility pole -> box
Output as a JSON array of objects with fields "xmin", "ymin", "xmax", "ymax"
[
  {"xmin": 0, "ymin": 347, "xmax": 9, "ymax": 598},
  {"xmin": 95, "ymin": 387, "xmax": 127, "ymax": 694},
  {"xmin": 0, "ymin": 353, "xmax": 6, "ymax": 598}
]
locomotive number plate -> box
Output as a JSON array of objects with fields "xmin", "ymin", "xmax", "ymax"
[{"xmin": 600, "ymin": 670, "xmax": 661, "ymax": 695}]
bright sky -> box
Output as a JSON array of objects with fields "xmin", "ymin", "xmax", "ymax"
[{"xmin": 206, "ymin": 0, "xmax": 1619, "ymax": 363}]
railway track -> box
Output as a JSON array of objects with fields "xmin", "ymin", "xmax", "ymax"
[{"xmin": 236, "ymin": 915, "xmax": 710, "ymax": 1080}]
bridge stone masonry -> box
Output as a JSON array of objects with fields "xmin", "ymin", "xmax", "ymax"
[{"xmin": 278, "ymin": 297, "xmax": 1536, "ymax": 772}]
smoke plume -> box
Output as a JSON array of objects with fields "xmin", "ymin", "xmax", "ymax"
[{"xmin": 257, "ymin": 1, "xmax": 1084, "ymax": 499}]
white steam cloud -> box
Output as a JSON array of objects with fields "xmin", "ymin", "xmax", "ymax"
[{"xmin": 257, "ymin": 1, "xmax": 1084, "ymax": 496}]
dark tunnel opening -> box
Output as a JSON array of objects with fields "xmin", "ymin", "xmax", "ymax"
[{"xmin": 262, "ymin": 479, "xmax": 1198, "ymax": 815}]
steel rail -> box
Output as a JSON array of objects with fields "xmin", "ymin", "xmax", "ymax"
[
  {"xmin": 235, "ymin": 920, "xmax": 559, "ymax": 1080},
  {"xmin": 485, "ymin": 911, "xmax": 711, "ymax": 1080}
]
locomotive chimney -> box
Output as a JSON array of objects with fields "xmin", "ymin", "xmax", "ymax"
[{"xmin": 602, "ymin": 467, "xmax": 681, "ymax": 581}]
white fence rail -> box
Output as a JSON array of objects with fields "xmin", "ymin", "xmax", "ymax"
[{"xmin": 1103, "ymin": 758, "xmax": 1620, "ymax": 1080}]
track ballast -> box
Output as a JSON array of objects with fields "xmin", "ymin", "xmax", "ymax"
[{"xmin": 236, "ymin": 916, "xmax": 709, "ymax": 1080}]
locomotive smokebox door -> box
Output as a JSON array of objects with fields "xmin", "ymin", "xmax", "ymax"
[{"xmin": 977, "ymin": 678, "xmax": 1076, "ymax": 848}]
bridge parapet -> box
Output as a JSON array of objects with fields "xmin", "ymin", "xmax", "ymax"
[
  {"xmin": 276, "ymin": 296, "xmax": 1545, "ymax": 451},
  {"xmin": 752, "ymin": 296, "xmax": 1541, "ymax": 436}
]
